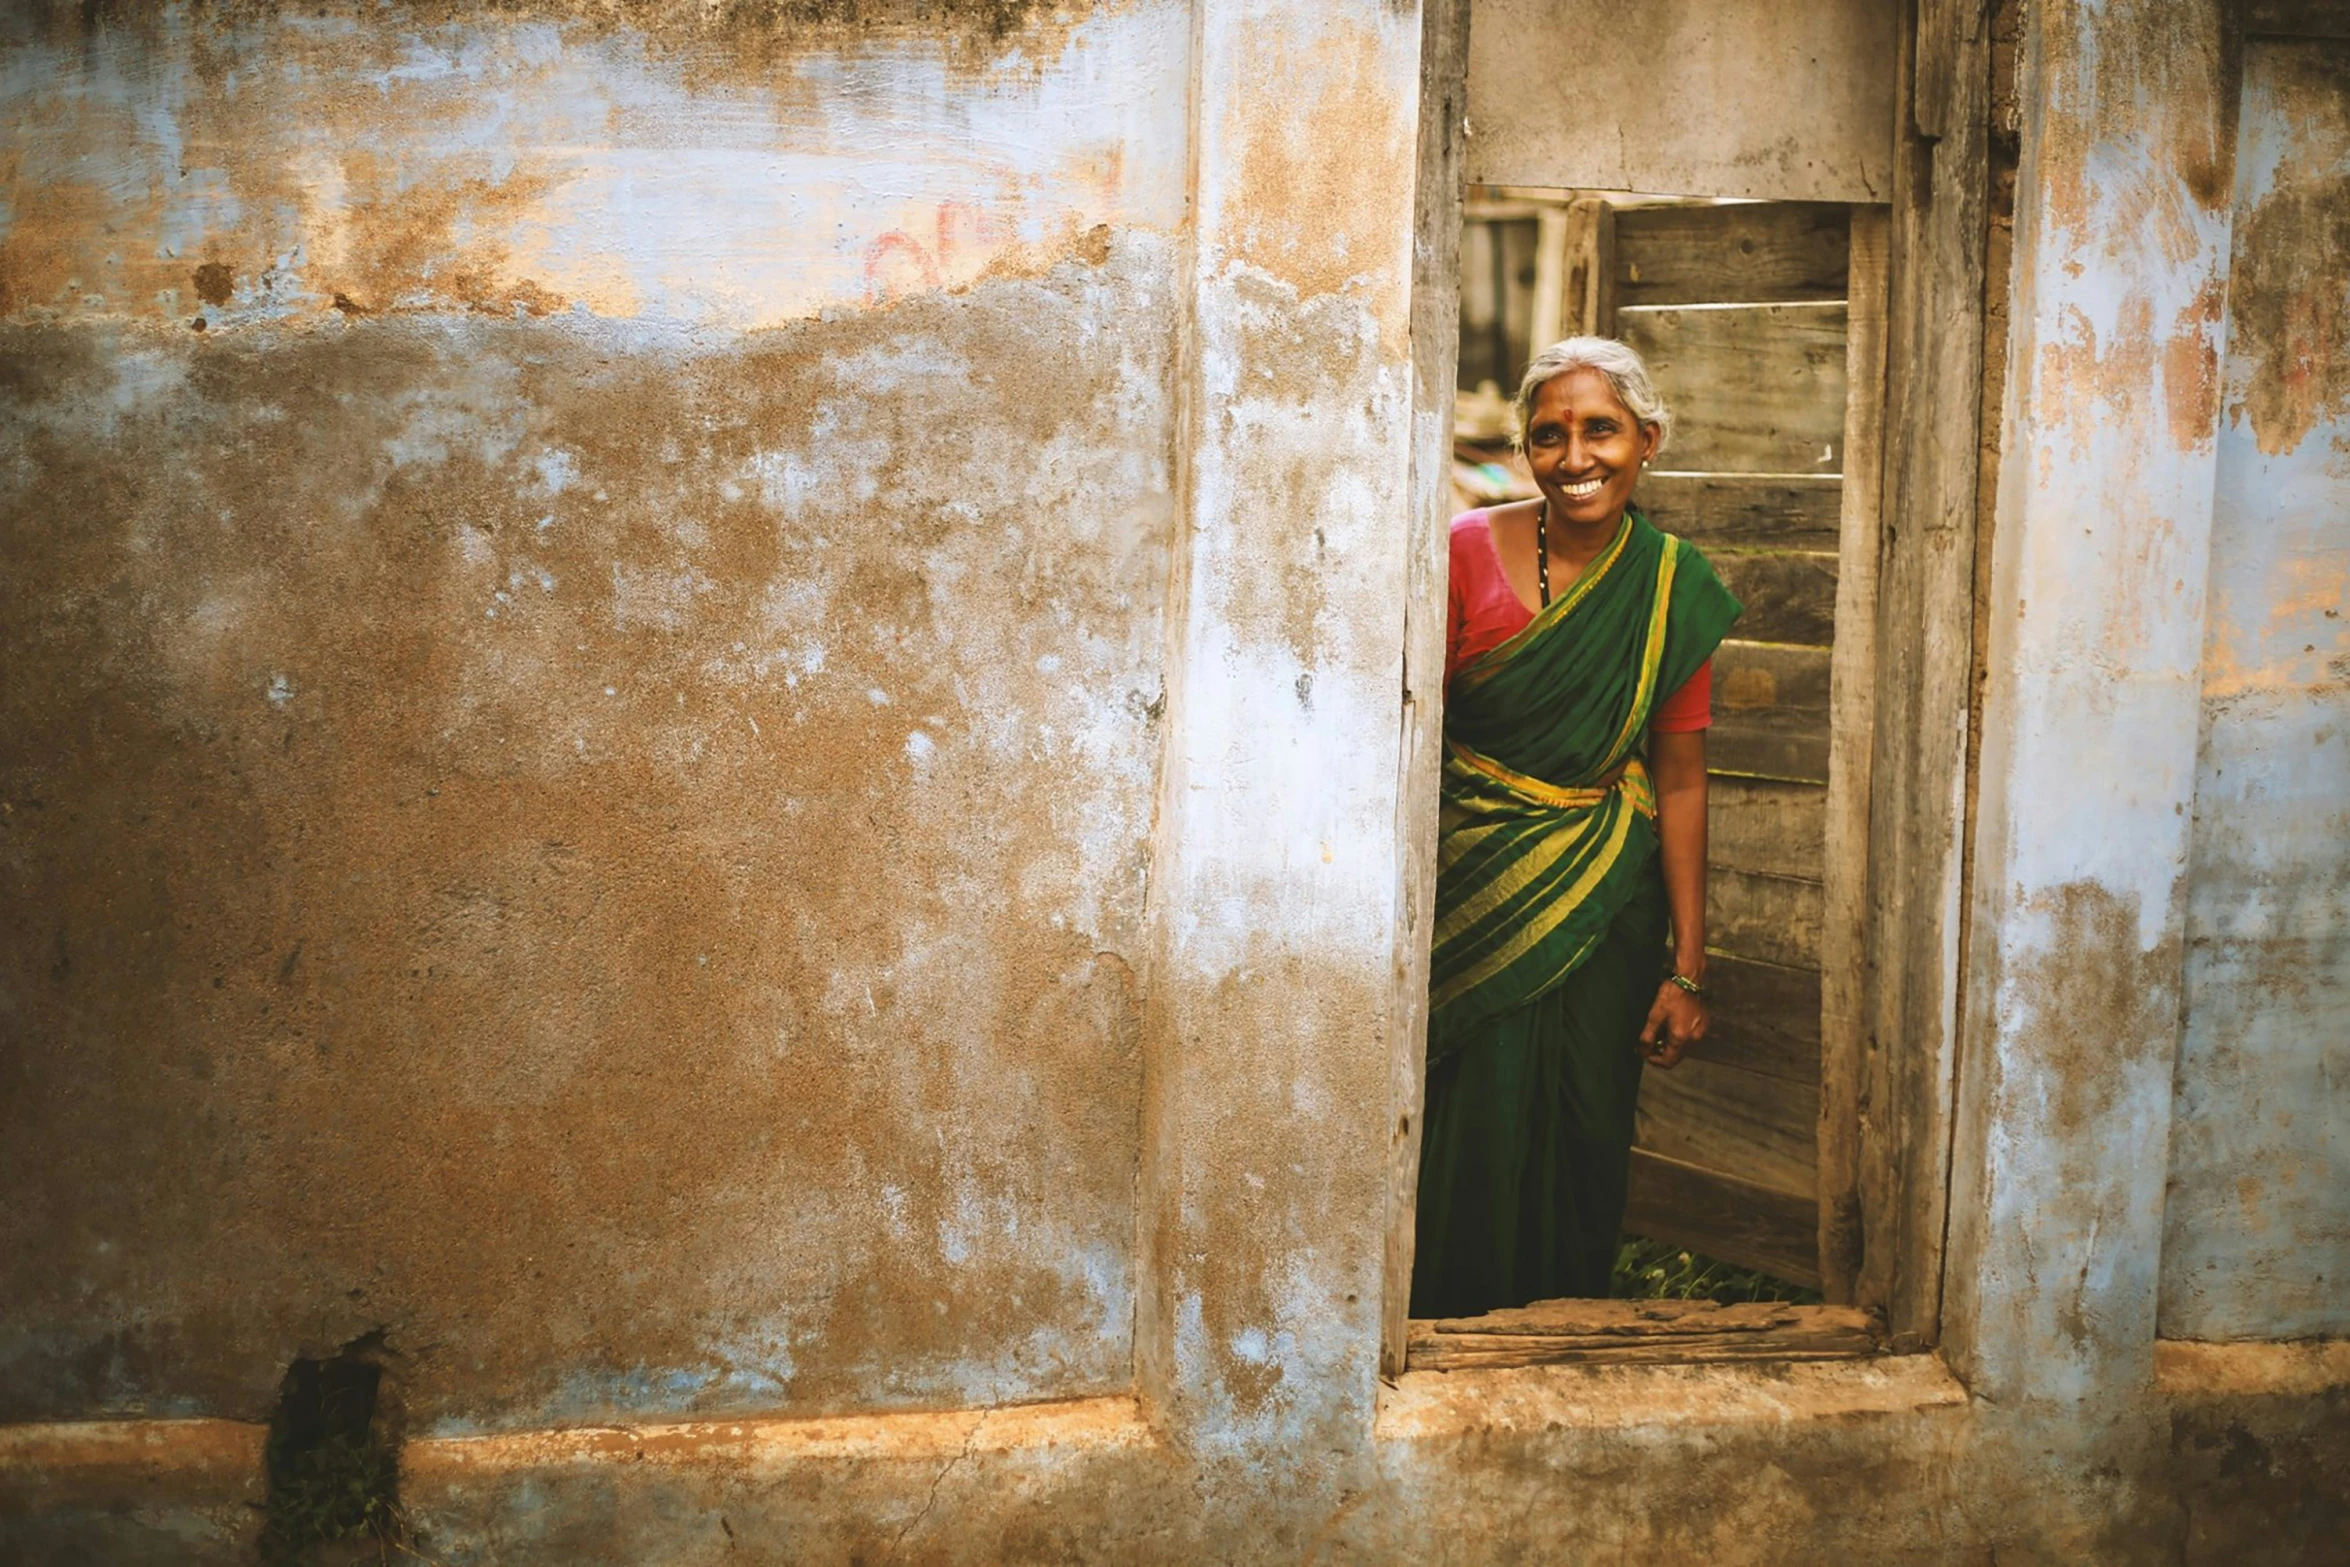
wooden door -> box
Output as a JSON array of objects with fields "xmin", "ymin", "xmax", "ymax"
[{"xmin": 1605, "ymin": 200, "xmax": 1857, "ymax": 1289}]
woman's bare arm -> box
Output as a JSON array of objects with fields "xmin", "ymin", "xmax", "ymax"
[{"xmin": 1638, "ymin": 726, "xmax": 1710, "ymax": 1068}]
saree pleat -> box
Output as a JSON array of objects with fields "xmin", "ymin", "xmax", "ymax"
[
  {"xmin": 1412, "ymin": 509, "xmax": 1741, "ymax": 1316},
  {"xmin": 1411, "ymin": 870, "xmax": 1667, "ymax": 1313}
]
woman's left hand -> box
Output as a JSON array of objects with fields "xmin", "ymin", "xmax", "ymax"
[{"xmin": 1638, "ymin": 982, "xmax": 1708, "ymax": 1069}]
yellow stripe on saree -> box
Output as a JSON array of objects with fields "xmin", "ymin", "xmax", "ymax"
[
  {"xmin": 1428, "ymin": 792, "xmax": 1643, "ymax": 1012},
  {"xmin": 1427, "ymin": 523, "xmax": 1697, "ymax": 1040}
]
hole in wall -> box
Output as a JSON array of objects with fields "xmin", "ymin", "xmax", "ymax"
[{"xmin": 258, "ymin": 1329, "xmax": 424, "ymax": 1565}]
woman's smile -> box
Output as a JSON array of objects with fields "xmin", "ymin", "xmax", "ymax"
[{"xmin": 1522, "ymin": 366, "xmax": 1659, "ymax": 532}]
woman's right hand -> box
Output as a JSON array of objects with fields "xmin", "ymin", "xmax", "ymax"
[{"xmin": 1637, "ymin": 981, "xmax": 1708, "ymax": 1069}]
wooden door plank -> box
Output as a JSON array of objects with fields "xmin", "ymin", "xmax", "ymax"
[
  {"xmin": 1711, "ymin": 550, "xmax": 1840, "ymax": 647},
  {"xmin": 1712, "ymin": 719, "xmax": 1831, "ymax": 787},
  {"xmin": 1405, "ymin": 1301, "xmax": 1872, "ymax": 1369},
  {"xmin": 1709, "ymin": 640, "xmax": 1832, "ymax": 783},
  {"xmin": 1636, "ymin": 1056, "xmax": 1821, "ymax": 1197},
  {"xmin": 1714, "ymin": 639, "xmax": 1833, "ymax": 714},
  {"xmin": 1637, "ymin": 473, "xmax": 1843, "ymax": 551},
  {"xmin": 1697, "ymin": 951, "xmax": 1823, "ymax": 1085},
  {"xmin": 1623, "ymin": 1148, "xmax": 1824, "ymax": 1287},
  {"xmin": 1709, "ymin": 778, "xmax": 1828, "ymax": 880},
  {"xmin": 1914, "ymin": 0, "xmax": 1967, "ymax": 137},
  {"xmin": 1710, "ymin": 865, "xmax": 1824, "ymax": 970},
  {"xmin": 1618, "ymin": 303, "xmax": 1850, "ymax": 474},
  {"xmin": 1614, "ymin": 201, "xmax": 1853, "ymax": 306}
]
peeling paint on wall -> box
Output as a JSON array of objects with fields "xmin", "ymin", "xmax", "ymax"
[
  {"xmin": 1220, "ymin": 14, "xmax": 1415, "ymax": 340},
  {"xmin": 0, "ymin": 2, "xmax": 1187, "ymax": 329}
]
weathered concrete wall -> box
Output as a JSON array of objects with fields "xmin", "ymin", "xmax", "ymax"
[
  {"xmin": 2163, "ymin": 32, "xmax": 2350, "ymax": 1342},
  {"xmin": 1947, "ymin": 0, "xmax": 2232, "ymax": 1402},
  {"xmin": 6, "ymin": 2, "xmax": 2349, "ymax": 1563},
  {"xmin": 1130, "ymin": 0, "xmax": 1427, "ymax": 1511},
  {"xmin": 0, "ymin": 0, "xmax": 1191, "ymax": 1431},
  {"xmin": 1464, "ymin": 0, "xmax": 1897, "ymax": 201}
]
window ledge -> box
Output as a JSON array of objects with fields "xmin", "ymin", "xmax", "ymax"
[
  {"xmin": 1376, "ymin": 1349, "xmax": 1967, "ymax": 1441},
  {"xmin": 402, "ymin": 1394, "xmax": 1155, "ymax": 1480}
]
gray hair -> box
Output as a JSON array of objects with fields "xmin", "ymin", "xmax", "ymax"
[{"xmin": 1511, "ymin": 336, "xmax": 1674, "ymax": 457}]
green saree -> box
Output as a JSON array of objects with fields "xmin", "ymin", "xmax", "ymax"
[{"xmin": 1411, "ymin": 508, "xmax": 1740, "ymax": 1317}]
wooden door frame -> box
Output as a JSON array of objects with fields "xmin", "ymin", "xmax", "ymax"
[
  {"xmin": 1817, "ymin": 206, "xmax": 1889, "ymax": 1308},
  {"xmin": 1381, "ymin": 0, "xmax": 1991, "ymax": 1374},
  {"xmin": 1848, "ymin": 0, "xmax": 1993, "ymax": 1351}
]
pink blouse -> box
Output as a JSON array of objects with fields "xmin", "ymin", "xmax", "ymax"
[{"xmin": 1445, "ymin": 511, "xmax": 1714, "ymax": 732}]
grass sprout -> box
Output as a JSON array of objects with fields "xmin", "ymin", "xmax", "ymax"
[{"xmin": 1612, "ymin": 1235, "xmax": 1825, "ymax": 1305}]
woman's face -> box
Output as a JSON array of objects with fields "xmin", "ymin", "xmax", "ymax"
[{"xmin": 1523, "ymin": 367, "xmax": 1658, "ymax": 529}]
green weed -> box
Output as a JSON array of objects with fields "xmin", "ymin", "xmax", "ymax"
[
  {"xmin": 257, "ymin": 1339, "xmax": 438, "ymax": 1566},
  {"xmin": 1611, "ymin": 1235, "xmax": 1825, "ymax": 1306},
  {"xmin": 258, "ymin": 1428, "xmax": 404, "ymax": 1563}
]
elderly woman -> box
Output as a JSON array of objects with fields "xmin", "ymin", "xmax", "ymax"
[{"xmin": 1411, "ymin": 337, "xmax": 1742, "ymax": 1317}]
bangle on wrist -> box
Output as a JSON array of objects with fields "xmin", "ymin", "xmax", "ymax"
[{"xmin": 1665, "ymin": 971, "xmax": 1707, "ymax": 999}]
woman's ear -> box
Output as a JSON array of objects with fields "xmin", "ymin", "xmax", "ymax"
[{"xmin": 1640, "ymin": 422, "xmax": 1661, "ymax": 466}]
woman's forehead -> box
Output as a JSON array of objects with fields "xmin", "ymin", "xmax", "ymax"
[{"xmin": 1529, "ymin": 368, "xmax": 1630, "ymax": 421}]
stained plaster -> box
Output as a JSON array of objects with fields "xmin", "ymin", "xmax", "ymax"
[
  {"xmin": 4, "ymin": 0, "xmax": 2349, "ymax": 1561},
  {"xmin": 1948, "ymin": 0, "xmax": 2235, "ymax": 1401},
  {"xmin": 2163, "ymin": 33, "xmax": 2350, "ymax": 1342},
  {"xmin": 1463, "ymin": 0, "xmax": 1898, "ymax": 202},
  {"xmin": 1132, "ymin": 0, "xmax": 1426, "ymax": 1489},
  {"xmin": 0, "ymin": 0, "xmax": 1192, "ymax": 1432},
  {"xmin": 0, "ymin": 2, "xmax": 1189, "ymax": 328}
]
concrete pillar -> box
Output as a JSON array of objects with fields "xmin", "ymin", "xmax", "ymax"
[
  {"xmin": 1135, "ymin": 0, "xmax": 1427, "ymax": 1499},
  {"xmin": 1944, "ymin": 0, "xmax": 2234, "ymax": 1401}
]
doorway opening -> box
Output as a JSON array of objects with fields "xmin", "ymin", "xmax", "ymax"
[{"xmin": 1405, "ymin": 186, "xmax": 1887, "ymax": 1371}]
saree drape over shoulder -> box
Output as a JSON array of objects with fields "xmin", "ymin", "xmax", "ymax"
[{"xmin": 1412, "ymin": 509, "xmax": 1740, "ymax": 1317}]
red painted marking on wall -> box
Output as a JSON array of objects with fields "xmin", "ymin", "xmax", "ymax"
[{"xmin": 864, "ymin": 203, "xmax": 1006, "ymax": 303}]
